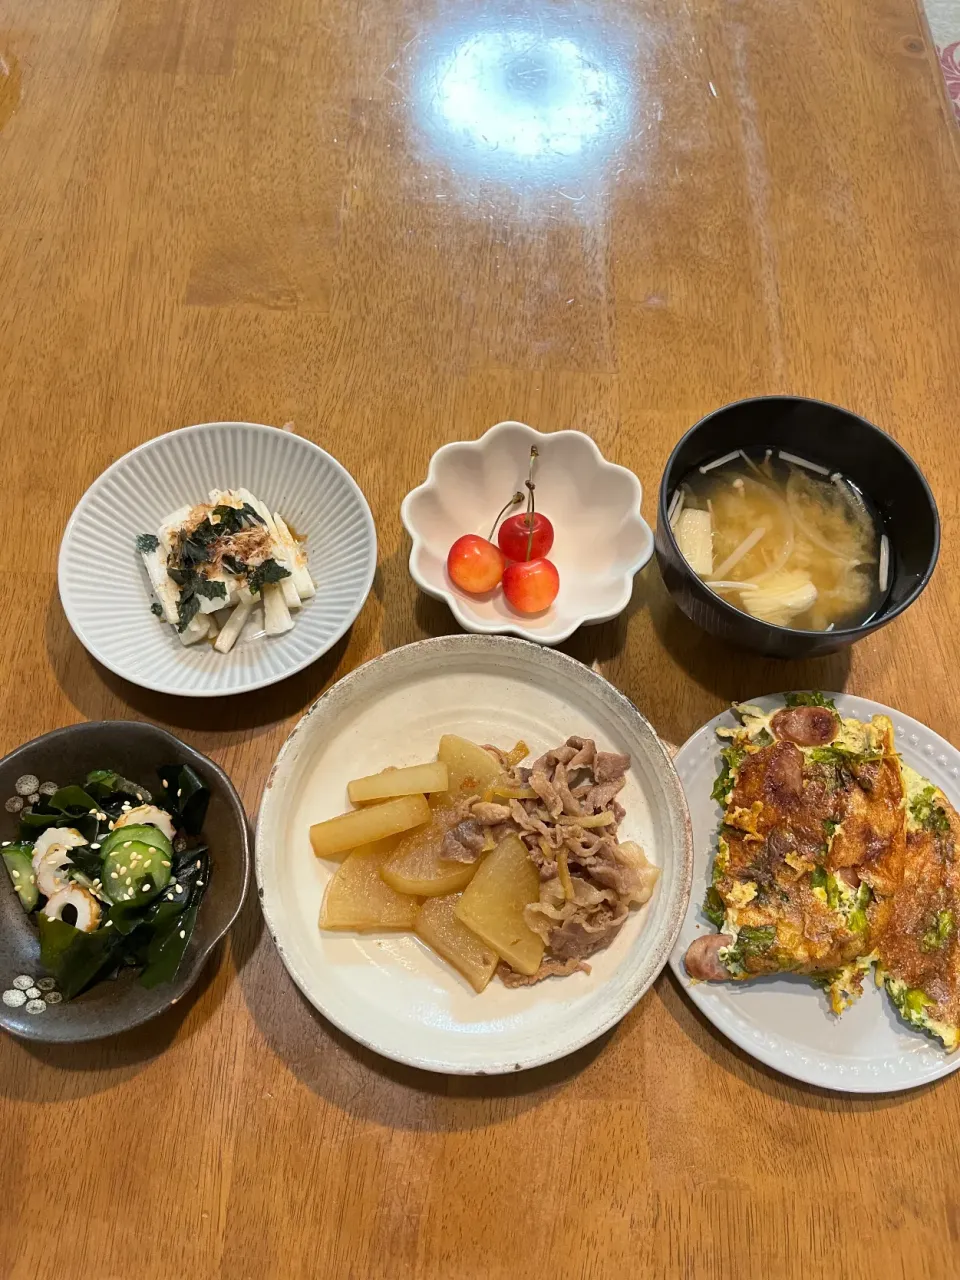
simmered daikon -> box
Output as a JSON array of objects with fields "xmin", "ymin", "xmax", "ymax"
[{"xmin": 320, "ymin": 846, "xmax": 419, "ymax": 930}]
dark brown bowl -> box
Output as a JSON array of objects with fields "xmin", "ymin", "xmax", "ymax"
[
  {"xmin": 0, "ymin": 722, "xmax": 250, "ymax": 1042},
  {"xmin": 655, "ymin": 396, "xmax": 941, "ymax": 658}
]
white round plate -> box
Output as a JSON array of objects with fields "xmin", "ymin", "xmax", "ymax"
[
  {"xmin": 59, "ymin": 422, "xmax": 376, "ymax": 697},
  {"xmin": 670, "ymin": 692, "xmax": 960, "ymax": 1093},
  {"xmin": 256, "ymin": 635, "xmax": 693, "ymax": 1074}
]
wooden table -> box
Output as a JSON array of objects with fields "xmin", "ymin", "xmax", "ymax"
[{"xmin": 1, "ymin": 0, "xmax": 959, "ymax": 1275}]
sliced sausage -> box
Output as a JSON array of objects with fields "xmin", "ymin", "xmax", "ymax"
[
  {"xmin": 763, "ymin": 741, "xmax": 804, "ymax": 804},
  {"xmin": 684, "ymin": 933, "xmax": 733, "ymax": 981},
  {"xmin": 771, "ymin": 706, "xmax": 839, "ymax": 747}
]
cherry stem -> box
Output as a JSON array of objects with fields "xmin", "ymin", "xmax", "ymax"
[
  {"xmin": 489, "ymin": 491, "xmax": 523, "ymax": 541},
  {"xmin": 524, "ymin": 447, "xmax": 538, "ymax": 561}
]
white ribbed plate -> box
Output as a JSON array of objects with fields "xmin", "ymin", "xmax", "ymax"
[
  {"xmin": 58, "ymin": 423, "xmax": 376, "ymax": 697},
  {"xmin": 669, "ymin": 693, "xmax": 960, "ymax": 1093}
]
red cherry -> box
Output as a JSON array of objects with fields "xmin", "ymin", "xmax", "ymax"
[
  {"xmin": 502, "ymin": 558, "xmax": 560, "ymax": 614},
  {"xmin": 447, "ymin": 535, "xmax": 505, "ymax": 594},
  {"xmin": 498, "ymin": 512, "xmax": 555, "ymax": 562}
]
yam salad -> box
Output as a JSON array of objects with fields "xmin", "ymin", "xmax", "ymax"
[
  {"xmin": 137, "ymin": 488, "xmax": 314, "ymax": 652},
  {"xmin": 2, "ymin": 765, "xmax": 210, "ymax": 999},
  {"xmin": 313, "ymin": 734, "xmax": 660, "ymax": 991}
]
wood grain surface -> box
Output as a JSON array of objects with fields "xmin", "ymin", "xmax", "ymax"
[{"xmin": 1, "ymin": 0, "xmax": 958, "ymax": 1275}]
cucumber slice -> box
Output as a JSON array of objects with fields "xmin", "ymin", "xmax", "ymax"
[
  {"xmin": 3, "ymin": 844, "xmax": 38, "ymax": 911},
  {"xmin": 99, "ymin": 823, "xmax": 173, "ymax": 862},
  {"xmin": 102, "ymin": 840, "xmax": 171, "ymax": 906}
]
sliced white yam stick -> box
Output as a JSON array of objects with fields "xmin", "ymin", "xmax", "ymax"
[
  {"xmin": 779, "ymin": 451, "xmax": 831, "ymax": 476},
  {"xmin": 280, "ymin": 575, "xmax": 301, "ymax": 609},
  {"xmin": 706, "ymin": 580, "xmax": 760, "ymax": 593},
  {"xmin": 214, "ymin": 599, "xmax": 254, "ymax": 653},
  {"xmin": 698, "ymin": 450, "xmax": 740, "ymax": 475},
  {"xmin": 197, "ymin": 568, "xmax": 242, "ymax": 614},
  {"xmin": 879, "ymin": 534, "xmax": 890, "ymax": 594},
  {"xmin": 262, "ymin": 582, "xmax": 295, "ymax": 635},
  {"xmin": 157, "ymin": 505, "xmax": 194, "ymax": 557},
  {"xmin": 196, "ymin": 580, "xmax": 237, "ymax": 615},
  {"xmin": 676, "ymin": 508, "xmax": 713, "ymax": 576},
  {"xmin": 178, "ymin": 612, "xmax": 212, "ymax": 647},
  {"xmin": 141, "ymin": 548, "xmax": 178, "ymax": 624},
  {"xmin": 711, "ymin": 526, "xmax": 767, "ymax": 580},
  {"xmin": 274, "ymin": 513, "xmax": 316, "ymax": 599},
  {"xmin": 235, "ymin": 488, "xmax": 302, "ymax": 609},
  {"xmin": 209, "ymin": 488, "xmax": 301, "ymax": 607}
]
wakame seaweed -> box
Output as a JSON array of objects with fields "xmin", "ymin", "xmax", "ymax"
[{"xmin": 7, "ymin": 761, "xmax": 212, "ymax": 1001}]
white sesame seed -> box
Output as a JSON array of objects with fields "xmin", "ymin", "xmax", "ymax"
[
  {"xmin": 1, "ymin": 841, "xmax": 9, "ymax": 847},
  {"xmin": 111, "ymin": 873, "xmax": 119, "ymax": 879},
  {"xmin": 105, "ymin": 920, "xmax": 113, "ymax": 927},
  {"xmin": 162, "ymin": 860, "xmax": 171, "ymax": 868},
  {"xmin": 91, "ymin": 843, "xmax": 100, "ymax": 850},
  {"xmin": 166, "ymin": 892, "xmax": 174, "ymax": 901},
  {"xmin": 11, "ymin": 870, "xmax": 19, "ymax": 879},
  {"xmin": 88, "ymin": 808, "xmax": 97, "ymax": 815},
  {"xmin": 177, "ymin": 789, "xmax": 182, "ymax": 798},
  {"xmin": 195, "ymin": 860, "xmax": 201, "ymax": 869},
  {"xmin": 125, "ymin": 877, "xmax": 132, "ymax": 885},
  {"xmin": 162, "ymin": 779, "xmax": 168, "ymax": 788},
  {"xmin": 179, "ymin": 930, "xmax": 186, "ymax": 939},
  {"xmin": 122, "ymin": 841, "xmax": 132, "ymax": 848},
  {"xmin": 196, "ymin": 880, "xmax": 204, "ymax": 886}
]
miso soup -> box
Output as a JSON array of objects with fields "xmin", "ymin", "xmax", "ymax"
[{"xmin": 668, "ymin": 448, "xmax": 889, "ymax": 632}]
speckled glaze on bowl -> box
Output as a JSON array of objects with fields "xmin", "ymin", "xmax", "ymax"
[
  {"xmin": 256, "ymin": 635, "xmax": 693, "ymax": 1075},
  {"xmin": 401, "ymin": 422, "xmax": 654, "ymax": 645},
  {"xmin": 0, "ymin": 722, "xmax": 250, "ymax": 1043},
  {"xmin": 655, "ymin": 396, "xmax": 940, "ymax": 658}
]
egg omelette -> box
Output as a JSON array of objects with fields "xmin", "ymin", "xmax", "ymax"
[{"xmin": 685, "ymin": 694, "xmax": 916, "ymax": 1023}]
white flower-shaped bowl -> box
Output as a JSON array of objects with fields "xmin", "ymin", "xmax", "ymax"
[{"xmin": 401, "ymin": 422, "xmax": 653, "ymax": 645}]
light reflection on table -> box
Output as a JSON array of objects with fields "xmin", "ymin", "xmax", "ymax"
[{"xmin": 412, "ymin": 14, "xmax": 635, "ymax": 190}]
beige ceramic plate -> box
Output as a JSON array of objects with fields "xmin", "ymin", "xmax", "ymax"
[{"xmin": 255, "ymin": 635, "xmax": 692, "ymax": 1074}]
